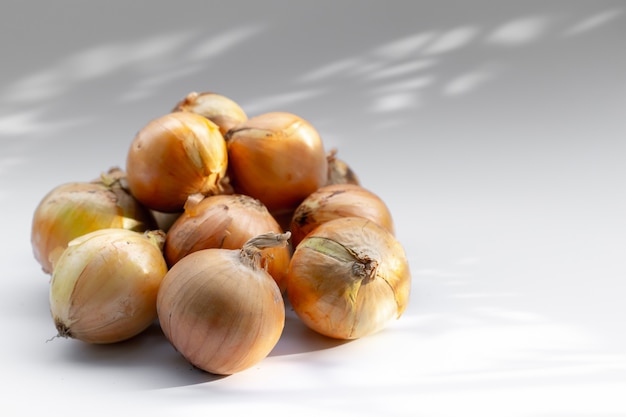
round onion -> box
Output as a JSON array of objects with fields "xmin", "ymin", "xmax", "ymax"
[
  {"xmin": 31, "ymin": 168, "xmax": 157, "ymax": 274},
  {"xmin": 289, "ymin": 183, "xmax": 395, "ymax": 248},
  {"xmin": 50, "ymin": 229, "xmax": 168, "ymax": 344},
  {"xmin": 225, "ymin": 111, "xmax": 328, "ymax": 213},
  {"xmin": 125, "ymin": 111, "xmax": 228, "ymax": 213},
  {"xmin": 164, "ymin": 193, "xmax": 291, "ymax": 291},
  {"xmin": 172, "ymin": 91, "xmax": 248, "ymax": 136},
  {"xmin": 157, "ymin": 232, "xmax": 289, "ymax": 375},
  {"xmin": 287, "ymin": 217, "xmax": 411, "ymax": 340}
]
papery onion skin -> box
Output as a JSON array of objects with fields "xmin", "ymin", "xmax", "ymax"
[
  {"xmin": 31, "ymin": 168, "xmax": 157, "ymax": 274},
  {"xmin": 290, "ymin": 183, "xmax": 395, "ymax": 248},
  {"xmin": 287, "ymin": 217, "xmax": 411, "ymax": 340},
  {"xmin": 157, "ymin": 233, "xmax": 288, "ymax": 375},
  {"xmin": 164, "ymin": 193, "xmax": 290, "ymax": 291},
  {"xmin": 49, "ymin": 229, "xmax": 168, "ymax": 344},
  {"xmin": 225, "ymin": 112, "xmax": 328, "ymax": 213},
  {"xmin": 172, "ymin": 91, "xmax": 248, "ymax": 136},
  {"xmin": 125, "ymin": 111, "xmax": 229, "ymax": 213}
]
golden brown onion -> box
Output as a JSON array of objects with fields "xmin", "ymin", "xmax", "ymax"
[
  {"xmin": 157, "ymin": 232, "xmax": 289, "ymax": 375},
  {"xmin": 49, "ymin": 229, "xmax": 168, "ymax": 344},
  {"xmin": 225, "ymin": 112, "xmax": 328, "ymax": 213},
  {"xmin": 164, "ymin": 193, "xmax": 291, "ymax": 291},
  {"xmin": 287, "ymin": 217, "xmax": 411, "ymax": 340},
  {"xmin": 289, "ymin": 183, "xmax": 395, "ymax": 248},
  {"xmin": 31, "ymin": 168, "xmax": 157, "ymax": 274},
  {"xmin": 172, "ymin": 91, "xmax": 248, "ymax": 136},
  {"xmin": 125, "ymin": 111, "xmax": 228, "ymax": 213}
]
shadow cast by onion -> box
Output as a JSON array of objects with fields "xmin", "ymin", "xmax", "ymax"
[{"xmin": 269, "ymin": 302, "xmax": 354, "ymax": 357}]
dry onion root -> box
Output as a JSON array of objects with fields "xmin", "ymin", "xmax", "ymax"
[
  {"xmin": 164, "ymin": 193, "xmax": 291, "ymax": 291},
  {"xmin": 49, "ymin": 229, "xmax": 168, "ymax": 344},
  {"xmin": 125, "ymin": 111, "xmax": 229, "ymax": 213},
  {"xmin": 287, "ymin": 217, "xmax": 411, "ymax": 340},
  {"xmin": 157, "ymin": 232, "xmax": 290, "ymax": 375},
  {"xmin": 31, "ymin": 167, "xmax": 157, "ymax": 274}
]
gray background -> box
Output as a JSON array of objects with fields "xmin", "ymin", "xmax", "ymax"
[{"xmin": 1, "ymin": 1, "xmax": 625, "ymax": 416}]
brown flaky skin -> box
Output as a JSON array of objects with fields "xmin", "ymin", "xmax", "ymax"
[
  {"xmin": 125, "ymin": 111, "xmax": 228, "ymax": 213},
  {"xmin": 225, "ymin": 112, "xmax": 328, "ymax": 213},
  {"xmin": 287, "ymin": 217, "xmax": 411, "ymax": 340},
  {"xmin": 289, "ymin": 183, "xmax": 395, "ymax": 248}
]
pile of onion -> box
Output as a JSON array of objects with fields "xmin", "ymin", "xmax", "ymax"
[{"xmin": 30, "ymin": 89, "xmax": 412, "ymax": 376}]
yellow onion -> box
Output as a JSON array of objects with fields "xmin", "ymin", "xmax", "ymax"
[
  {"xmin": 326, "ymin": 148, "xmax": 360, "ymax": 186},
  {"xmin": 172, "ymin": 91, "xmax": 248, "ymax": 136},
  {"xmin": 157, "ymin": 232, "xmax": 289, "ymax": 375},
  {"xmin": 31, "ymin": 167, "xmax": 157, "ymax": 274},
  {"xmin": 125, "ymin": 111, "xmax": 229, "ymax": 213},
  {"xmin": 289, "ymin": 183, "xmax": 395, "ymax": 248},
  {"xmin": 164, "ymin": 193, "xmax": 291, "ymax": 291},
  {"xmin": 49, "ymin": 229, "xmax": 168, "ymax": 344},
  {"xmin": 225, "ymin": 111, "xmax": 328, "ymax": 213},
  {"xmin": 287, "ymin": 217, "xmax": 410, "ymax": 340}
]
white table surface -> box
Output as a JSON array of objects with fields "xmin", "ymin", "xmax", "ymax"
[{"xmin": 1, "ymin": 1, "xmax": 625, "ymax": 416}]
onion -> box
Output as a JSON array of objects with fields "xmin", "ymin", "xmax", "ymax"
[
  {"xmin": 31, "ymin": 167, "xmax": 157, "ymax": 274},
  {"xmin": 326, "ymin": 148, "xmax": 360, "ymax": 186},
  {"xmin": 287, "ymin": 217, "xmax": 411, "ymax": 340},
  {"xmin": 225, "ymin": 111, "xmax": 328, "ymax": 213},
  {"xmin": 289, "ymin": 183, "xmax": 395, "ymax": 248},
  {"xmin": 172, "ymin": 91, "xmax": 248, "ymax": 136},
  {"xmin": 157, "ymin": 232, "xmax": 289, "ymax": 375},
  {"xmin": 164, "ymin": 193, "xmax": 291, "ymax": 291},
  {"xmin": 125, "ymin": 111, "xmax": 229, "ymax": 213},
  {"xmin": 49, "ymin": 229, "xmax": 168, "ymax": 344}
]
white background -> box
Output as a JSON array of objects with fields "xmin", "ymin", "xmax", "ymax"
[{"xmin": 1, "ymin": 1, "xmax": 625, "ymax": 416}]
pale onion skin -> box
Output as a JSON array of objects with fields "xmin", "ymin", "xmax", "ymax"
[
  {"xmin": 31, "ymin": 168, "xmax": 157, "ymax": 274},
  {"xmin": 157, "ymin": 233, "xmax": 288, "ymax": 375},
  {"xmin": 164, "ymin": 193, "xmax": 291, "ymax": 291},
  {"xmin": 172, "ymin": 91, "xmax": 248, "ymax": 136},
  {"xmin": 287, "ymin": 217, "xmax": 411, "ymax": 340},
  {"xmin": 289, "ymin": 183, "xmax": 395, "ymax": 248},
  {"xmin": 125, "ymin": 111, "xmax": 229, "ymax": 213},
  {"xmin": 49, "ymin": 229, "xmax": 168, "ymax": 344},
  {"xmin": 225, "ymin": 112, "xmax": 328, "ymax": 213}
]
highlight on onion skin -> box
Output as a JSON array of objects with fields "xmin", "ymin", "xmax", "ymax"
[
  {"xmin": 31, "ymin": 167, "xmax": 157, "ymax": 275},
  {"xmin": 49, "ymin": 229, "xmax": 168, "ymax": 344},
  {"xmin": 287, "ymin": 217, "xmax": 411, "ymax": 340},
  {"xmin": 289, "ymin": 183, "xmax": 395, "ymax": 248},
  {"xmin": 172, "ymin": 91, "xmax": 248, "ymax": 136},
  {"xmin": 224, "ymin": 111, "xmax": 328, "ymax": 213},
  {"xmin": 125, "ymin": 111, "xmax": 229, "ymax": 213},
  {"xmin": 157, "ymin": 232, "xmax": 289, "ymax": 375},
  {"xmin": 164, "ymin": 193, "xmax": 291, "ymax": 291}
]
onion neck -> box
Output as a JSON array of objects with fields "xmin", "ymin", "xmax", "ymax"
[
  {"xmin": 240, "ymin": 232, "xmax": 291, "ymax": 270},
  {"xmin": 299, "ymin": 236, "xmax": 378, "ymax": 283}
]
